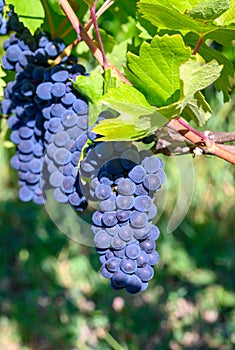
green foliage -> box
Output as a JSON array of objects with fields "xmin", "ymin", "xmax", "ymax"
[
  {"xmin": 187, "ymin": 0, "xmax": 230, "ymax": 21},
  {"xmin": 125, "ymin": 34, "xmax": 191, "ymax": 107},
  {"xmin": 5, "ymin": 0, "xmax": 45, "ymax": 33},
  {"xmin": 92, "ymin": 83, "xmax": 164, "ymax": 141}
]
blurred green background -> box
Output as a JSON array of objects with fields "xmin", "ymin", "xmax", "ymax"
[{"xmin": 0, "ymin": 93, "xmax": 235, "ymax": 350}]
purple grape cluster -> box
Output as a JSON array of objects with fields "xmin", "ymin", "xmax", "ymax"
[
  {"xmin": 37, "ymin": 63, "xmax": 89, "ymax": 210},
  {"xmin": 1, "ymin": 29, "xmax": 89, "ymax": 208},
  {"xmin": 79, "ymin": 142, "xmax": 165, "ymax": 293}
]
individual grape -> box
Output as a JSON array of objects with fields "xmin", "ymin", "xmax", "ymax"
[
  {"xmin": 105, "ymin": 257, "xmax": 120, "ymax": 272},
  {"xmin": 147, "ymin": 225, "xmax": 160, "ymax": 240},
  {"xmin": 36, "ymin": 82, "xmax": 52, "ymax": 100},
  {"xmin": 116, "ymin": 195, "xmax": 134, "ymax": 210},
  {"xmin": 136, "ymin": 265, "xmax": 154, "ymax": 282},
  {"xmin": 18, "ymin": 186, "xmax": 34, "ymax": 202},
  {"xmin": 99, "ymin": 195, "xmax": 116, "ymax": 212},
  {"xmin": 143, "ymin": 173, "xmax": 161, "ymax": 191},
  {"xmin": 118, "ymin": 226, "xmax": 133, "ymax": 242},
  {"xmin": 112, "ymin": 270, "xmax": 130, "ymax": 288},
  {"xmin": 136, "ymin": 251, "xmax": 149, "ymax": 267},
  {"xmin": 148, "ymin": 204, "xmax": 158, "ymax": 220},
  {"xmin": 142, "ymin": 155, "xmax": 163, "ymax": 173},
  {"xmin": 130, "ymin": 211, "xmax": 148, "ymax": 228},
  {"xmin": 92, "ymin": 211, "xmax": 103, "ymax": 226},
  {"xmin": 148, "ymin": 251, "xmax": 160, "ymax": 265},
  {"xmin": 120, "ymin": 258, "xmax": 137, "ymax": 274},
  {"xmin": 95, "ymin": 183, "xmax": 112, "ymax": 200},
  {"xmin": 117, "ymin": 178, "xmax": 136, "ymax": 195},
  {"xmin": 125, "ymin": 244, "xmax": 141, "ymax": 259},
  {"xmin": 139, "ymin": 238, "xmax": 156, "ymax": 253},
  {"xmin": 102, "ymin": 211, "xmax": 118, "ymax": 227},
  {"xmin": 116, "ymin": 210, "xmax": 130, "ymax": 222},
  {"xmin": 133, "ymin": 195, "xmax": 153, "ymax": 212},
  {"xmin": 95, "ymin": 142, "xmax": 114, "ymax": 159},
  {"xmin": 51, "ymin": 82, "xmax": 66, "ymax": 98},
  {"xmin": 128, "ymin": 165, "xmax": 146, "ymax": 184},
  {"xmin": 61, "ymin": 110, "xmax": 77, "ymax": 127},
  {"xmin": 125, "ymin": 275, "xmax": 142, "ymax": 294},
  {"xmin": 110, "ymin": 235, "xmax": 126, "ymax": 250},
  {"xmin": 94, "ymin": 231, "xmax": 111, "ymax": 249}
]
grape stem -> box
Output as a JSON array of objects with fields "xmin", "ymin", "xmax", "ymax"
[
  {"xmin": 192, "ymin": 35, "xmax": 204, "ymax": 55},
  {"xmin": 59, "ymin": 0, "xmax": 131, "ymax": 84},
  {"xmin": 89, "ymin": 0, "xmax": 110, "ymax": 70},
  {"xmin": 85, "ymin": 0, "xmax": 114, "ymax": 32}
]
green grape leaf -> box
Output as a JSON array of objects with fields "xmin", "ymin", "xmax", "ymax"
[
  {"xmin": 188, "ymin": 0, "xmax": 230, "ymax": 21},
  {"xmin": 215, "ymin": 0, "xmax": 235, "ymax": 25},
  {"xmin": 47, "ymin": 0, "xmax": 65, "ymax": 16},
  {"xmin": 136, "ymin": 103, "xmax": 181, "ymax": 134},
  {"xmin": 74, "ymin": 71, "xmax": 104, "ymax": 103},
  {"xmin": 199, "ymin": 44, "xmax": 234, "ymax": 102},
  {"xmin": 125, "ymin": 34, "xmax": 191, "ymax": 107},
  {"xmin": 180, "ymin": 59, "xmax": 223, "ymax": 109},
  {"xmin": 92, "ymin": 119, "xmax": 148, "ymax": 141},
  {"xmin": 184, "ymin": 31, "xmax": 234, "ymax": 101},
  {"xmin": 181, "ymin": 91, "xmax": 211, "ymax": 126},
  {"xmin": 92, "ymin": 83, "xmax": 167, "ymax": 141},
  {"xmin": 138, "ymin": 0, "xmax": 235, "ymax": 38},
  {"xmin": 137, "ymin": 0, "xmax": 216, "ymax": 35},
  {"xmin": 6, "ymin": 0, "xmax": 45, "ymax": 33},
  {"xmin": 100, "ymin": 83, "xmax": 155, "ymax": 117}
]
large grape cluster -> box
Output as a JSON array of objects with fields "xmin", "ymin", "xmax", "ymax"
[
  {"xmin": 79, "ymin": 142, "xmax": 165, "ymax": 293},
  {"xmin": 2, "ymin": 29, "xmax": 89, "ymax": 208},
  {"xmin": 37, "ymin": 63, "xmax": 89, "ymax": 210}
]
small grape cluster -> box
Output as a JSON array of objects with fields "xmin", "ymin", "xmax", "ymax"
[
  {"xmin": 2, "ymin": 29, "xmax": 89, "ymax": 208},
  {"xmin": 79, "ymin": 142, "xmax": 165, "ymax": 293}
]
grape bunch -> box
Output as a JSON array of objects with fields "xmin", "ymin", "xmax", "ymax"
[
  {"xmin": 37, "ymin": 63, "xmax": 89, "ymax": 210},
  {"xmin": 79, "ymin": 142, "xmax": 165, "ymax": 293},
  {"xmin": 1, "ymin": 28, "xmax": 89, "ymax": 208}
]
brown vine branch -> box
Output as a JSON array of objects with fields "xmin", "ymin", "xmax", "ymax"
[
  {"xmin": 166, "ymin": 119, "xmax": 235, "ymax": 165},
  {"xmin": 206, "ymin": 131, "xmax": 235, "ymax": 144}
]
